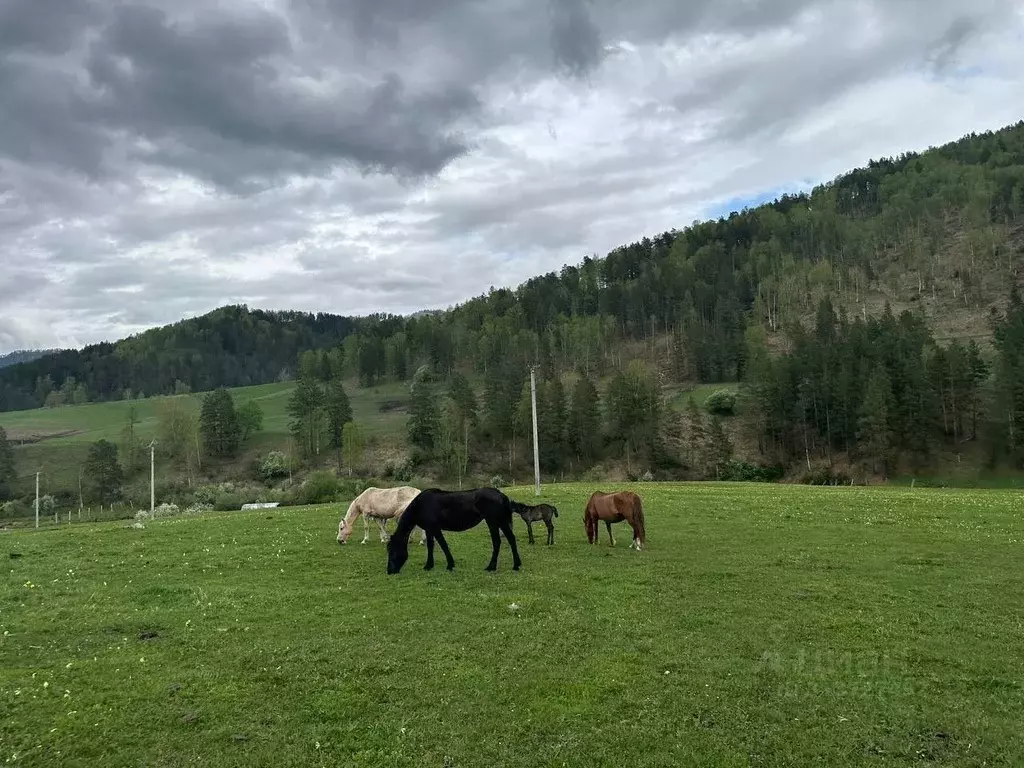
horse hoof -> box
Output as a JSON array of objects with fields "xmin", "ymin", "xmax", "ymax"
[
  {"xmin": 424, "ymin": 564, "xmax": 434, "ymax": 571},
  {"xmin": 446, "ymin": 564, "xmax": 455, "ymax": 571}
]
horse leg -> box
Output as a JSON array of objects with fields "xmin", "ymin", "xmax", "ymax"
[
  {"xmin": 360, "ymin": 513, "xmax": 370, "ymax": 544},
  {"xmin": 433, "ymin": 530, "xmax": 456, "ymax": 570},
  {"xmin": 377, "ymin": 517, "xmax": 389, "ymax": 543},
  {"xmin": 417, "ymin": 526, "xmax": 427, "ymax": 545},
  {"xmin": 545, "ymin": 518, "xmax": 554, "ymax": 545},
  {"xmin": 526, "ymin": 520, "xmax": 535, "ymax": 545},
  {"xmin": 484, "ymin": 520, "xmax": 502, "ymax": 571},
  {"xmin": 423, "ymin": 531, "xmax": 436, "ymax": 570},
  {"xmin": 498, "ymin": 517, "xmax": 522, "ymax": 571},
  {"xmin": 606, "ymin": 521, "xmax": 616, "ymax": 547}
]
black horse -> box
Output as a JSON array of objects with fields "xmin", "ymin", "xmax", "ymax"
[
  {"xmin": 386, "ymin": 487, "xmax": 523, "ymax": 574},
  {"xmin": 509, "ymin": 500, "xmax": 559, "ymax": 545}
]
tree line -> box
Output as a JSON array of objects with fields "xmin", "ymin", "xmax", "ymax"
[
  {"xmin": 5, "ymin": 120, "xmax": 1024, "ymax": 418},
  {"xmin": 4, "ymin": 120, "xmax": 1024, "ymax": 489}
]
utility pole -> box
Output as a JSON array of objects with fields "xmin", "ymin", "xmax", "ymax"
[
  {"xmin": 149, "ymin": 440, "xmax": 156, "ymax": 514},
  {"xmin": 530, "ymin": 366, "xmax": 540, "ymax": 496},
  {"xmin": 35, "ymin": 471, "xmax": 40, "ymax": 529}
]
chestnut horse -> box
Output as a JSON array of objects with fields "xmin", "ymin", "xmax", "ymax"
[{"xmin": 583, "ymin": 490, "xmax": 646, "ymax": 550}]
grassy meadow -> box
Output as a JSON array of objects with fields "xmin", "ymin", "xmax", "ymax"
[
  {"xmin": 2, "ymin": 482, "xmax": 1022, "ymax": 766},
  {"xmin": 0, "ymin": 378, "xmax": 738, "ymax": 498},
  {"xmin": 0, "ymin": 380, "xmax": 414, "ymax": 494}
]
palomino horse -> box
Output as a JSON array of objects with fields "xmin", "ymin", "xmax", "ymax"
[
  {"xmin": 509, "ymin": 499, "xmax": 559, "ymax": 545},
  {"xmin": 387, "ymin": 487, "xmax": 522, "ymax": 574},
  {"xmin": 583, "ymin": 490, "xmax": 646, "ymax": 550},
  {"xmin": 337, "ymin": 486, "xmax": 427, "ymax": 545}
]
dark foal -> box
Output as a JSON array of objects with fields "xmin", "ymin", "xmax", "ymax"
[
  {"xmin": 509, "ymin": 500, "xmax": 559, "ymax": 545},
  {"xmin": 386, "ymin": 487, "xmax": 523, "ymax": 574}
]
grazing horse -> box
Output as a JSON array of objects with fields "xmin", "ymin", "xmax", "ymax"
[
  {"xmin": 386, "ymin": 487, "xmax": 523, "ymax": 574},
  {"xmin": 509, "ymin": 500, "xmax": 559, "ymax": 545},
  {"xmin": 337, "ymin": 486, "xmax": 427, "ymax": 546},
  {"xmin": 583, "ymin": 490, "xmax": 646, "ymax": 550}
]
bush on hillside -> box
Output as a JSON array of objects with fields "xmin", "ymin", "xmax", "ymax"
[
  {"xmin": 383, "ymin": 459, "xmax": 414, "ymax": 483},
  {"xmin": 295, "ymin": 471, "xmax": 342, "ymax": 506},
  {"xmin": 799, "ymin": 468, "xmax": 852, "ymax": 486},
  {"xmin": 258, "ymin": 451, "xmax": 290, "ymax": 480},
  {"xmin": 0, "ymin": 499, "xmax": 31, "ymax": 519},
  {"xmin": 214, "ymin": 492, "xmax": 244, "ymax": 511},
  {"xmin": 705, "ymin": 389, "xmax": 738, "ymax": 416},
  {"xmin": 720, "ymin": 460, "xmax": 785, "ymax": 483}
]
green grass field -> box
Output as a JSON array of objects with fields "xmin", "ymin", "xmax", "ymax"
[
  {"xmin": 0, "ymin": 380, "xmax": 413, "ymax": 446},
  {"xmin": 2, "ymin": 482, "xmax": 1022, "ymax": 766}
]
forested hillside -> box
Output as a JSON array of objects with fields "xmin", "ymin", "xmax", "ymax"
[
  {"xmin": 0, "ymin": 306, "xmax": 359, "ymax": 411},
  {"xmin": 5, "ymin": 119, "xmax": 1024, "ymax": 500}
]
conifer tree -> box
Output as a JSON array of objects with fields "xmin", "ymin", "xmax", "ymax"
[
  {"xmin": 408, "ymin": 366, "xmax": 440, "ymax": 456},
  {"xmin": 200, "ymin": 388, "xmax": 242, "ymax": 458},
  {"xmin": 0, "ymin": 426, "xmax": 15, "ymax": 501},
  {"xmin": 857, "ymin": 365, "xmax": 895, "ymax": 477},
  {"xmin": 325, "ymin": 377, "xmax": 353, "ymax": 468},
  {"xmin": 287, "ymin": 377, "xmax": 325, "ymax": 459},
  {"xmin": 567, "ymin": 375, "xmax": 602, "ymax": 464},
  {"xmin": 683, "ymin": 396, "xmax": 707, "ymax": 477}
]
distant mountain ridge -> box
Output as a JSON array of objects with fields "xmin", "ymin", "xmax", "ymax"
[
  {"xmin": 0, "ymin": 306, "xmax": 363, "ymax": 412},
  {"xmin": 0, "ymin": 349, "xmax": 63, "ymax": 370}
]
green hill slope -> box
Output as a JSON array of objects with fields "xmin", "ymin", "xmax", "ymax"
[
  {"xmin": 0, "ymin": 379, "xmax": 413, "ymax": 496},
  {"xmin": 5, "ymin": 119, "xmax": 1024, "ymax": 505}
]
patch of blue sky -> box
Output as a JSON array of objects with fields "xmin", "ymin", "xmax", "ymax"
[{"xmin": 705, "ymin": 184, "xmax": 806, "ymax": 219}]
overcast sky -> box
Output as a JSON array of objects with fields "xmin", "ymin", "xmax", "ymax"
[{"xmin": 2, "ymin": 0, "xmax": 1023, "ymax": 353}]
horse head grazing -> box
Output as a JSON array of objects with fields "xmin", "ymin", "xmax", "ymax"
[
  {"xmin": 338, "ymin": 486, "xmax": 424, "ymax": 546},
  {"xmin": 386, "ymin": 534, "xmax": 409, "ymax": 574},
  {"xmin": 337, "ymin": 517, "xmax": 354, "ymax": 544}
]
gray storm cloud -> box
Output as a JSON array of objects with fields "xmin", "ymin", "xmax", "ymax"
[{"xmin": 0, "ymin": 0, "xmax": 1021, "ymax": 352}]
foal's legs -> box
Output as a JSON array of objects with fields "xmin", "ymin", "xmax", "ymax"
[
  {"xmin": 498, "ymin": 517, "xmax": 522, "ymax": 570},
  {"xmin": 545, "ymin": 518, "xmax": 554, "ymax": 545}
]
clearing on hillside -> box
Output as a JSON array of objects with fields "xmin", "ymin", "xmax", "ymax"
[{"xmin": 1, "ymin": 482, "xmax": 1022, "ymax": 766}]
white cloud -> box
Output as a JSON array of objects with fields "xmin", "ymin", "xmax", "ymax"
[{"xmin": 1, "ymin": 0, "xmax": 1023, "ymax": 352}]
